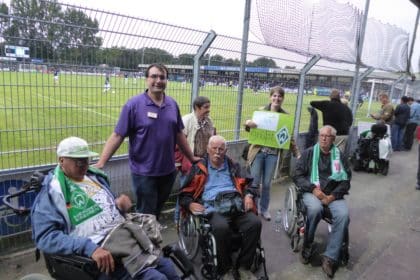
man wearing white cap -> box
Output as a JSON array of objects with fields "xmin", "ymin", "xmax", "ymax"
[{"xmin": 31, "ymin": 136, "xmax": 180, "ymax": 279}]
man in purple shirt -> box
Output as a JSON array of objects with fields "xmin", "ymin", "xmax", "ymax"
[{"xmin": 95, "ymin": 63, "xmax": 199, "ymax": 218}]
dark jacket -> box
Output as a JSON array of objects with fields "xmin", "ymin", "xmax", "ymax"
[
  {"xmin": 179, "ymin": 156, "xmax": 257, "ymax": 211},
  {"xmin": 293, "ymin": 145, "xmax": 351, "ymax": 200},
  {"xmin": 393, "ymin": 103, "xmax": 410, "ymax": 126},
  {"xmin": 310, "ymin": 99, "xmax": 353, "ymax": 135}
]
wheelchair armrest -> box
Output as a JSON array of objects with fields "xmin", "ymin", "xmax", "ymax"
[{"xmin": 44, "ymin": 253, "xmax": 100, "ymax": 280}]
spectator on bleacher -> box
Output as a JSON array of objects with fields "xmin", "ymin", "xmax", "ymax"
[
  {"xmin": 32, "ymin": 136, "xmax": 180, "ymax": 280},
  {"xmin": 403, "ymin": 97, "xmax": 420, "ymax": 151},
  {"xmin": 244, "ymin": 86, "xmax": 300, "ymax": 221},
  {"xmin": 390, "ymin": 96, "xmax": 410, "ymax": 151},
  {"xmin": 310, "ymin": 89, "xmax": 353, "ymax": 153},
  {"xmin": 95, "ymin": 63, "xmax": 199, "ymax": 219},
  {"xmin": 370, "ymin": 91, "xmax": 394, "ymax": 125}
]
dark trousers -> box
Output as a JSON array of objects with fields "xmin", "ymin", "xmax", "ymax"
[
  {"xmin": 403, "ymin": 123, "xmax": 417, "ymax": 150},
  {"xmin": 417, "ymin": 143, "xmax": 420, "ymax": 187},
  {"xmin": 208, "ymin": 211, "xmax": 262, "ymax": 273},
  {"xmin": 131, "ymin": 171, "xmax": 177, "ymax": 219},
  {"xmin": 98, "ymin": 256, "xmax": 180, "ymax": 280}
]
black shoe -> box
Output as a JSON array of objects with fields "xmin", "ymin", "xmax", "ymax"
[
  {"xmin": 416, "ymin": 184, "xmax": 420, "ymax": 190},
  {"xmin": 321, "ymin": 255, "xmax": 337, "ymax": 278},
  {"xmin": 300, "ymin": 243, "xmax": 313, "ymax": 264}
]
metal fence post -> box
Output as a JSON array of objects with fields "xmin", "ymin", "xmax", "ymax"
[
  {"xmin": 191, "ymin": 30, "xmax": 217, "ymax": 111},
  {"xmin": 390, "ymin": 75, "xmax": 406, "ymax": 101},
  {"xmin": 234, "ymin": 0, "xmax": 251, "ymax": 140}
]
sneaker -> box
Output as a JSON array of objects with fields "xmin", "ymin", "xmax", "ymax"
[
  {"xmin": 300, "ymin": 243, "xmax": 314, "ymax": 264},
  {"xmin": 321, "ymin": 255, "xmax": 337, "ymax": 278},
  {"xmin": 261, "ymin": 211, "xmax": 271, "ymax": 221}
]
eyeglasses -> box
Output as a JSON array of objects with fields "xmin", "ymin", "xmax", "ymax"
[
  {"xmin": 67, "ymin": 157, "xmax": 90, "ymax": 167},
  {"xmin": 319, "ymin": 134, "xmax": 334, "ymax": 139},
  {"xmin": 148, "ymin": 74, "xmax": 167, "ymax": 81}
]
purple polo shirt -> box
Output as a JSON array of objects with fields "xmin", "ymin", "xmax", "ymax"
[{"xmin": 114, "ymin": 91, "xmax": 184, "ymax": 176}]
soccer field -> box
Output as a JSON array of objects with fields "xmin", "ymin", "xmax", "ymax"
[{"xmin": 0, "ymin": 71, "xmax": 381, "ymax": 169}]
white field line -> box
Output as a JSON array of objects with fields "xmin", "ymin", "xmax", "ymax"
[{"xmin": 36, "ymin": 93, "xmax": 118, "ymax": 120}]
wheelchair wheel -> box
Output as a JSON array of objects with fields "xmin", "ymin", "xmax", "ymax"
[
  {"xmin": 200, "ymin": 232, "xmax": 219, "ymax": 280},
  {"xmin": 178, "ymin": 215, "xmax": 200, "ymax": 260},
  {"xmin": 282, "ymin": 185, "xmax": 297, "ymax": 236},
  {"xmin": 290, "ymin": 233, "xmax": 303, "ymax": 253}
]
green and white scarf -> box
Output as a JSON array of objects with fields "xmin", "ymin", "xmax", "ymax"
[
  {"xmin": 55, "ymin": 166, "xmax": 103, "ymax": 226},
  {"xmin": 310, "ymin": 143, "xmax": 348, "ymax": 187}
]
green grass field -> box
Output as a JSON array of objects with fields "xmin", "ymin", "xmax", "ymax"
[{"xmin": 0, "ymin": 71, "xmax": 381, "ymax": 169}]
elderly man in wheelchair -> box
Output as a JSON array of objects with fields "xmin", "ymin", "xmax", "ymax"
[
  {"xmin": 293, "ymin": 125, "xmax": 351, "ymax": 278},
  {"xmin": 179, "ymin": 135, "xmax": 263, "ymax": 280},
  {"xmin": 31, "ymin": 136, "xmax": 181, "ymax": 280}
]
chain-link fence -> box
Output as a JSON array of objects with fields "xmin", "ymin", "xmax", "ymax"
[{"xmin": 0, "ymin": 0, "xmax": 415, "ymax": 253}]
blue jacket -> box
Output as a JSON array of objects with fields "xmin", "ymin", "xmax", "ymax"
[{"xmin": 31, "ymin": 167, "xmax": 115, "ymax": 257}]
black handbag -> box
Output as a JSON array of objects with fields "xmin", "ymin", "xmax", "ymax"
[{"xmin": 213, "ymin": 190, "xmax": 244, "ymax": 217}]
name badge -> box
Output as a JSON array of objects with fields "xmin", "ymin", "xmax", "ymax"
[{"xmin": 147, "ymin": 112, "xmax": 158, "ymax": 119}]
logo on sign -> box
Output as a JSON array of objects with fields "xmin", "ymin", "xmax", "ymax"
[{"xmin": 275, "ymin": 127, "xmax": 289, "ymax": 147}]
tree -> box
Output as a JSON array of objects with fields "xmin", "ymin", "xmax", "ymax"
[
  {"xmin": 250, "ymin": 57, "xmax": 277, "ymax": 68},
  {"xmin": 3, "ymin": 0, "xmax": 102, "ymax": 62},
  {"xmin": 177, "ymin": 53, "xmax": 195, "ymax": 65}
]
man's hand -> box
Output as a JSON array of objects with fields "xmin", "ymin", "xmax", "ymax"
[
  {"xmin": 191, "ymin": 156, "xmax": 201, "ymax": 164},
  {"xmin": 312, "ymin": 187, "xmax": 326, "ymax": 200},
  {"xmin": 244, "ymin": 195, "xmax": 254, "ymax": 212},
  {"xmin": 321, "ymin": 195, "xmax": 335, "ymax": 206},
  {"xmin": 115, "ymin": 194, "xmax": 132, "ymax": 213},
  {"xmin": 189, "ymin": 202, "xmax": 205, "ymax": 214},
  {"xmin": 92, "ymin": 247, "xmax": 115, "ymax": 274}
]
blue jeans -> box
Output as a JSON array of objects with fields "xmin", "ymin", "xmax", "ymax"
[
  {"xmin": 98, "ymin": 256, "xmax": 180, "ymax": 280},
  {"xmin": 391, "ymin": 123, "xmax": 405, "ymax": 151},
  {"xmin": 131, "ymin": 171, "xmax": 177, "ymax": 219},
  {"xmin": 250, "ymin": 151, "xmax": 278, "ymax": 213},
  {"xmin": 302, "ymin": 193, "xmax": 349, "ymax": 261}
]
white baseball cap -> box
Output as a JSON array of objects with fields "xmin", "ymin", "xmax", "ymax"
[{"xmin": 57, "ymin": 137, "xmax": 98, "ymax": 158}]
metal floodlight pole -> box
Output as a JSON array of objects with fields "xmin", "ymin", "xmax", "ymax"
[
  {"xmin": 191, "ymin": 30, "xmax": 217, "ymax": 111},
  {"xmin": 407, "ymin": 9, "xmax": 420, "ymax": 74},
  {"xmin": 293, "ymin": 55, "xmax": 321, "ymax": 141},
  {"xmin": 390, "ymin": 74, "xmax": 405, "ymax": 101},
  {"xmin": 350, "ymin": 0, "xmax": 370, "ymax": 116},
  {"xmin": 234, "ymin": 0, "xmax": 251, "ymax": 140},
  {"xmin": 351, "ymin": 67, "xmax": 374, "ymax": 115}
]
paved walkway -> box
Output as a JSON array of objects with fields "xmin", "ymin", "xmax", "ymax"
[{"xmin": 1, "ymin": 148, "xmax": 419, "ymax": 280}]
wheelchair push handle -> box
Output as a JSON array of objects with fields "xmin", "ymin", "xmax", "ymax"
[{"xmin": 2, "ymin": 170, "xmax": 46, "ymax": 215}]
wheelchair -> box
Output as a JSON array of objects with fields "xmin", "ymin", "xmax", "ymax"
[
  {"xmin": 282, "ymin": 183, "xmax": 349, "ymax": 266},
  {"xmin": 177, "ymin": 211, "xmax": 268, "ymax": 280},
  {"xmin": 351, "ymin": 123, "xmax": 391, "ymax": 175},
  {"xmin": 3, "ymin": 170, "xmax": 194, "ymax": 280}
]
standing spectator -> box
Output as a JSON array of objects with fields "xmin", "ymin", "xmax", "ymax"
[
  {"xmin": 310, "ymin": 89, "xmax": 353, "ymax": 153},
  {"xmin": 176, "ymin": 96, "xmax": 215, "ymax": 175},
  {"xmin": 403, "ymin": 98, "xmax": 420, "ymax": 150},
  {"xmin": 390, "ymin": 96, "xmax": 410, "ymax": 151},
  {"xmin": 245, "ymin": 86, "xmax": 300, "ymax": 221},
  {"xmin": 95, "ymin": 63, "xmax": 199, "ymax": 218},
  {"xmin": 370, "ymin": 91, "xmax": 394, "ymax": 125}
]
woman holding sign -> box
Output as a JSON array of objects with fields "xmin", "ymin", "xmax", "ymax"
[{"xmin": 245, "ymin": 86, "xmax": 300, "ymax": 221}]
